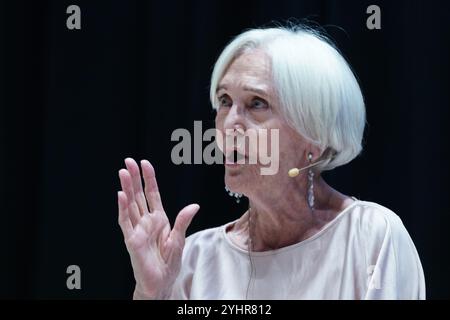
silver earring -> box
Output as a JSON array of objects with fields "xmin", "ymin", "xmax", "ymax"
[
  {"xmin": 225, "ymin": 185, "xmax": 243, "ymax": 203},
  {"xmin": 307, "ymin": 153, "xmax": 315, "ymax": 211}
]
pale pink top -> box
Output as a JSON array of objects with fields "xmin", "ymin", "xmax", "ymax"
[{"xmin": 170, "ymin": 200, "xmax": 425, "ymax": 300}]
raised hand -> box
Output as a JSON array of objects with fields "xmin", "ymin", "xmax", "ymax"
[{"xmin": 117, "ymin": 158, "xmax": 199, "ymax": 299}]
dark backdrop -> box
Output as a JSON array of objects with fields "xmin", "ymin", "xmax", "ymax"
[{"xmin": 1, "ymin": 0, "xmax": 449, "ymax": 299}]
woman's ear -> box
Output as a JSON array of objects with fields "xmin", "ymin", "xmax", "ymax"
[
  {"xmin": 304, "ymin": 143, "xmax": 323, "ymax": 163},
  {"xmin": 320, "ymin": 147, "xmax": 337, "ymax": 161}
]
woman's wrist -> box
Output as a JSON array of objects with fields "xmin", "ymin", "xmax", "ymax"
[{"xmin": 133, "ymin": 284, "xmax": 171, "ymax": 300}]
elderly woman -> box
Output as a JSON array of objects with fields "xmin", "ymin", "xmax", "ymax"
[{"xmin": 117, "ymin": 26, "xmax": 425, "ymax": 300}]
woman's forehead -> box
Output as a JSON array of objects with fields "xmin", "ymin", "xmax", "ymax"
[{"xmin": 219, "ymin": 50, "xmax": 273, "ymax": 93}]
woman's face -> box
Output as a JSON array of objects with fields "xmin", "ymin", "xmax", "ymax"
[{"xmin": 215, "ymin": 49, "xmax": 315, "ymax": 196}]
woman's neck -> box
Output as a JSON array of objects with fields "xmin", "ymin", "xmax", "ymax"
[{"xmin": 227, "ymin": 175, "xmax": 354, "ymax": 252}]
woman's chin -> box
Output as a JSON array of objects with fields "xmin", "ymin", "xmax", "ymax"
[
  {"xmin": 224, "ymin": 162, "xmax": 247, "ymax": 180},
  {"xmin": 224, "ymin": 170, "xmax": 246, "ymax": 192}
]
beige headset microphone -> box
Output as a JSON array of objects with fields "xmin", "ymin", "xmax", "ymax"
[
  {"xmin": 288, "ymin": 150, "xmax": 336, "ymax": 177},
  {"xmin": 288, "ymin": 159, "xmax": 328, "ymax": 177}
]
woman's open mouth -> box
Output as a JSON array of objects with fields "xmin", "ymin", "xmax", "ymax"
[{"xmin": 225, "ymin": 150, "xmax": 247, "ymax": 166}]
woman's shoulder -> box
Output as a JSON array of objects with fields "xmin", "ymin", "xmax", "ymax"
[
  {"xmin": 182, "ymin": 200, "xmax": 414, "ymax": 255},
  {"xmin": 345, "ymin": 200, "xmax": 417, "ymax": 251},
  {"xmin": 347, "ymin": 199, "xmax": 405, "ymax": 230},
  {"xmin": 347, "ymin": 200, "xmax": 425, "ymax": 298}
]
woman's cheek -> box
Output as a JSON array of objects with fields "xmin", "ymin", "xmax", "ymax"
[{"xmin": 215, "ymin": 128, "xmax": 225, "ymax": 154}]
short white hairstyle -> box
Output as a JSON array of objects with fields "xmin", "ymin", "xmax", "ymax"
[{"xmin": 209, "ymin": 25, "xmax": 366, "ymax": 171}]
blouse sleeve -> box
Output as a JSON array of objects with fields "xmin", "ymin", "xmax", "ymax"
[{"xmin": 364, "ymin": 212, "xmax": 426, "ymax": 300}]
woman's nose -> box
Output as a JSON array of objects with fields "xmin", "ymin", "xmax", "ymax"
[{"xmin": 223, "ymin": 104, "xmax": 245, "ymax": 131}]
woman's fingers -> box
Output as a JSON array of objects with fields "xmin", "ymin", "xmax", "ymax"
[
  {"xmin": 141, "ymin": 160, "xmax": 164, "ymax": 212},
  {"xmin": 119, "ymin": 169, "xmax": 141, "ymax": 226},
  {"xmin": 118, "ymin": 191, "xmax": 133, "ymax": 238},
  {"xmin": 172, "ymin": 204, "xmax": 200, "ymax": 239},
  {"xmin": 163, "ymin": 204, "xmax": 200, "ymax": 263},
  {"xmin": 118, "ymin": 168, "xmax": 135, "ymax": 202},
  {"xmin": 125, "ymin": 158, "xmax": 148, "ymax": 215}
]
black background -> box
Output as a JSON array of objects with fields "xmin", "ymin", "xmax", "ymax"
[{"xmin": 0, "ymin": 0, "xmax": 449, "ymax": 299}]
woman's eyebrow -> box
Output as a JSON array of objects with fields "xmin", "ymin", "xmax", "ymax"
[
  {"xmin": 216, "ymin": 84, "xmax": 227, "ymax": 93},
  {"xmin": 243, "ymin": 85, "xmax": 268, "ymax": 97},
  {"xmin": 216, "ymin": 84, "xmax": 269, "ymax": 97}
]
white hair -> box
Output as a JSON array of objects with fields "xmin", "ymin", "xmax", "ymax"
[{"xmin": 209, "ymin": 25, "xmax": 366, "ymax": 171}]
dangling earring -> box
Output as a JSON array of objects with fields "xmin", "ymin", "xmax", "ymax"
[
  {"xmin": 225, "ymin": 185, "xmax": 243, "ymax": 203},
  {"xmin": 307, "ymin": 152, "xmax": 315, "ymax": 211}
]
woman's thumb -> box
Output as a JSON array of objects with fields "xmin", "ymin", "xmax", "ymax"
[{"xmin": 173, "ymin": 204, "xmax": 200, "ymax": 238}]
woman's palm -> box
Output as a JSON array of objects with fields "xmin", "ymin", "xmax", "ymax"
[{"xmin": 118, "ymin": 158, "xmax": 199, "ymax": 299}]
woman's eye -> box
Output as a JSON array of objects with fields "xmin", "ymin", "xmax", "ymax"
[
  {"xmin": 250, "ymin": 98, "xmax": 268, "ymax": 109},
  {"xmin": 218, "ymin": 95, "xmax": 232, "ymax": 107}
]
